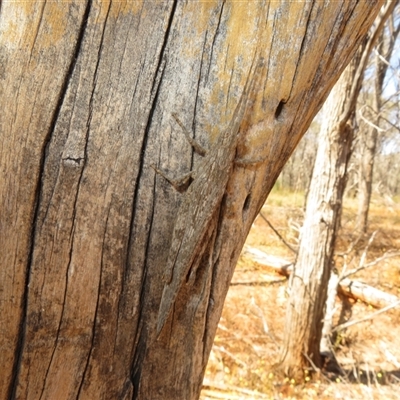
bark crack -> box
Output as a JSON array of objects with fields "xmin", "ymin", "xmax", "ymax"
[
  {"xmin": 288, "ymin": 3, "xmax": 315, "ymax": 96},
  {"xmin": 150, "ymin": 0, "xmax": 177, "ymax": 96},
  {"xmin": 317, "ymin": 0, "xmax": 348, "ymax": 80},
  {"xmin": 206, "ymin": 1, "xmax": 226, "ymax": 82},
  {"xmin": 40, "ymin": 92, "xmax": 93, "ymax": 396},
  {"xmin": 130, "ymin": 178, "xmax": 158, "ymax": 400},
  {"xmin": 7, "ymin": 1, "xmax": 93, "ymax": 398},
  {"xmin": 264, "ymin": 11, "xmax": 277, "ymax": 86},
  {"xmin": 114, "ymin": 39, "xmax": 167, "ymax": 394},
  {"xmin": 38, "ymin": 229, "xmax": 74, "ymax": 400},
  {"xmin": 125, "ymin": 49, "xmax": 167, "ymax": 398},
  {"xmin": 225, "ymin": 64, "xmax": 235, "ymax": 113},
  {"xmin": 28, "ymin": 2, "xmax": 46, "ymax": 64},
  {"xmin": 201, "ymin": 198, "xmax": 226, "ymax": 363},
  {"xmin": 191, "ymin": 34, "xmax": 208, "ymax": 168},
  {"xmin": 76, "ymin": 205, "xmax": 111, "ymax": 398},
  {"xmin": 69, "ymin": 4, "xmax": 113, "ymax": 396}
]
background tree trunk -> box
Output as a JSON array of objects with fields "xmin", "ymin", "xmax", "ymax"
[
  {"xmin": 356, "ymin": 12, "xmax": 400, "ymax": 232},
  {"xmin": 279, "ymin": 1, "xmax": 395, "ymax": 379},
  {"xmin": 279, "ymin": 63, "xmax": 358, "ymax": 379},
  {"xmin": 0, "ymin": 2, "xmax": 382, "ymax": 399}
]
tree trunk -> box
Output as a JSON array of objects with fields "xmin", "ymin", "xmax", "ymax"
[
  {"xmin": 278, "ymin": 1, "xmax": 396, "ymax": 379},
  {"xmin": 279, "ymin": 64, "xmax": 357, "ymax": 378},
  {"xmin": 357, "ymin": 122, "xmax": 379, "ymax": 232},
  {"xmin": 356, "ymin": 14, "xmax": 400, "ymax": 232},
  {"xmin": 0, "ymin": 2, "xmax": 382, "ymax": 399},
  {"xmin": 319, "ymin": 272, "xmax": 341, "ymax": 357}
]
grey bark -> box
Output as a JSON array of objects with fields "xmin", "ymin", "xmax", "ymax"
[
  {"xmin": 0, "ymin": 2, "xmax": 382, "ymax": 399},
  {"xmin": 279, "ymin": 69, "xmax": 356, "ymax": 377}
]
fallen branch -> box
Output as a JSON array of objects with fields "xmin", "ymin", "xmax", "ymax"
[
  {"xmin": 333, "ymin": 300, "xmax": 400, "ymax": 332},
  {"xmin": 338, "ymin": 278, "xmax": 399, "ymax": 308},
  {"xmin": 242, "ymin": 246, "xmax": 293, "ymax": 276},
  {"xmin": 243, "ymin": 246, "xmax": 400, "ymax": 308},
  {"xmin": 230, "ymin": 277, "xmax": 286, "ymax": 286}
]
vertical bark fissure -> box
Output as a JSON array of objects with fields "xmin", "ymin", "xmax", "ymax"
[
  {"xmin": 7, "ymin": 2, "xmax": 92, "ymax": 398},
  {"xmin": 123, "ymin": 65, "xmax": 165, "ymax": 281},
  {"xmin": 130, "ymin": 179, "xmax": 158, "ymax": 400},
  {"xmin": 201, "ymin": 200, "xmax": 226, "ymax": 363},
  {"xmin": 149, "ymin": 0, "xmax": 177, "ymax": 96},
  {"xmin": 40, "ymin": 124, "xmax": 91, "ymax": 398},
  {"xmin": 206, "ymin": 1, "xmax": 226, "ymax": 82},
  {"xmin": 90, "ymin": 0, "xmax": 112, "ymax": 109},
  {"xmin": 114, "ymin": 59, "xmax": 167, "ymax": 368},
  {"xmin": 334, "ymin": 1, "xmax": 356, "ymax": 56},
  {"xmin": 28, "ymin": 2, "xmax": 46, "ymax": 62},
  {"xmin": 76, "ymin": 205, "xmax": 111, "ymax": 398},
  {"xmin": 188, "ymin": 40, "xmax": 207, "ymax": 173},
  {"xmin": 125, "ymin": 48, "xmax": 169, "ymax": 395},
  {"xmin": 192, "ymin": 35, "xmax": 207, "ymax": 139},
  {"xmin": 40, "ymin": 0, "xmax": 109, "ymax": 393},
  {"xmin": 120, "ymin": 0, "xmax": 177, "ymax": 283},
  {"xmin": 290, "ymin": 4, "xmax": 315, "ymax": 91},
  {"xmin": 312, "ymin": 1, "xmax": 348, "ymax": 90},
  {"xmin": 225, "ymin": 67, "xmax": 236, "ymax": 113}
]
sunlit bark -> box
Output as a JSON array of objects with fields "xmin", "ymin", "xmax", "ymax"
[{"xmin": 0, "ymin": 2, "xmax": 382, "ymax": 398}]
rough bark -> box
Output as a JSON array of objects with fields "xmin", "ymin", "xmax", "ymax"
[
  {"xmin": 319, "ymin": 272, "xmax": 341, "ymax": 356},
  {"xmin": 357, "ymin": 124, "xmax": 379, "ymax": 233},
  {"xmin": 279, "ymin": 69, "xmax": 356, "ymax": 377},
  {"xmin": 0, "ymin": 2, "xmax": 382, "ymax": 399}
]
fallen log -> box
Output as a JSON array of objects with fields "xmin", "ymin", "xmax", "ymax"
[
  {"xmin": 338, "ymin": 278, "xmax": 399, "ymax": 308},
  {"xmin": 242, "ymin": 246, "xmax": 400, "ymax": 309},
  {"xmin": 242, "ymin": 246, "xmax": 292, "ymax": 276}
]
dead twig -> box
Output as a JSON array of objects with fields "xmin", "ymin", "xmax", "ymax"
[
  {"xmin": 259, "ymin": 212, "xmax": 297, "ymax": 254},
  {"xmin": 341, "ymin": 250, "xmax": 400, "ymax": 280},
  {"xmin": 250, "ymin": 297, "xmax": 279, "ymax": 347},
  {"xmin": 333, "ymin": 300, "xmax": 400, "ymax": 332},
  {"xmin": 358, "ymin": 105, "xmax": 386, "ymax": 132},
  {"xmin": 340, "ymin": 231, "xmax": 378, "ymax": 280}
]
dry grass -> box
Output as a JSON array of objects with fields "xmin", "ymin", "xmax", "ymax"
[{"xmin": 201, "ymin": 188, "xmax": 400, "ymax": 400}]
